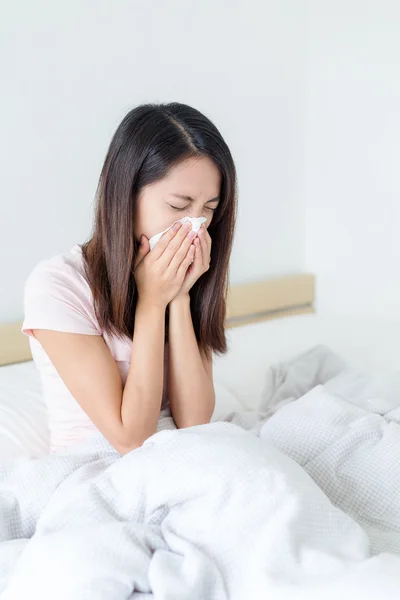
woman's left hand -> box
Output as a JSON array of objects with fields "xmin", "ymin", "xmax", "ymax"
[{"xmin": 176, "ymin": 224, "xmax": 211, "ymax": 297}]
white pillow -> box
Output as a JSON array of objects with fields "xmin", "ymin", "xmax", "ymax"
[{"xmin": 0, "ymin": 361, "xmax": 50, "ymax": 461}]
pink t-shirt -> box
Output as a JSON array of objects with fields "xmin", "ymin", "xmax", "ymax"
[{"xmin": 22, "ymin": 245, "xmax": 170, "ymax": 453}]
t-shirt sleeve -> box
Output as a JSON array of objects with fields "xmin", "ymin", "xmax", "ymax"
[{"xmin": 22, "ymin": 259, "xmax": 101, "ymax": 338}]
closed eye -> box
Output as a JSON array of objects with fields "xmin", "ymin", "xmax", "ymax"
[
  {"xmin": 168, "ymin": 204, "xmax": 188, "ymax": 211},
  {"xmin": 168, "ymin": 203, "xmax": 218, "ymax": 213}
]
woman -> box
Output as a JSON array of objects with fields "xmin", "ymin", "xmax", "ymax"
[{"xmin": 23, "ymin": 102, "xmax": 237, "ymax": 455}]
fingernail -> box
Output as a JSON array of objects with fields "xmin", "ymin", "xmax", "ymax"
[
  {"xmin": 184, "ymin": 222, "xmax": 192, "ymax": 231},
  {"xmin": 173, "ymin": 222, "xmax": 182, "ymax": 231},
  {"xmin": 188, "ymin": 230, "xmax": 197, "ymax": 240}
]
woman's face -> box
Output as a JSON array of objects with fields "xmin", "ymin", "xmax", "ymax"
[{"xmin": 135, "ymin": 156, "xmax": 221, "ymax": 241}]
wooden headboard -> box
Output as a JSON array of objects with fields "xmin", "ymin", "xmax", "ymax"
[
  {"xmin": 225, "ymin": 273, "xmax": 314, "ymax": 327},
  {"xmin": 0, "ymin": 273, "xmax": 314, "ymax": 367}
]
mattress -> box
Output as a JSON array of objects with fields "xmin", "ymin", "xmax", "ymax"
[{"xmin": 1, "ymin": 312, "xmax": 400, "ymax": 461}]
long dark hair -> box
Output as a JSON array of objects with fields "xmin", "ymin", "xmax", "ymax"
[{"xmin": 82, "ymin": 103, "xmax": 237, "ymax": 355}]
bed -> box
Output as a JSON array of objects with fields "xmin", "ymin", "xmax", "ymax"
[
  {"xmin": 2, "ymin": 273, "xmax": 400, "ymax": 598},
  {"xmin": 1, "ymin": 272, "xmax": 400, "ymax": 460}
]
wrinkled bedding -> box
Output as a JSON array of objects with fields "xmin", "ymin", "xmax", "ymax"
[{"xmin": 1, "ymin": 345, "xmax": 400, "ymax": 599}]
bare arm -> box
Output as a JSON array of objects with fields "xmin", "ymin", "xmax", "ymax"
[
  {"xmin": 167, "ymin": 223, "xmax": 215, "ymax": 427},
  {"xmin": 168, "ymin": 295, "xmax": 215, "ymax": 428},
  {"xmin": 34, "ymin": 222, "xmax": 196, "ymax": 455},
  {"xmin": 34, "ymin": 300, "xmax": 165, "ymax": 454}
]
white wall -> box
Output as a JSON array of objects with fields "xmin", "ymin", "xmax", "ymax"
[
  {"xmin": 0, "ymin": 0, "xmax": 305, "ymax": 321},
  {"xmin": 304, "ymin": 1, "xmax": 400, "ymax": 320}
]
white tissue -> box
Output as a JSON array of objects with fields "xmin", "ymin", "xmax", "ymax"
[{"xmin": 149, "ymin": 216, "xmax": 207, "ymax": 250}]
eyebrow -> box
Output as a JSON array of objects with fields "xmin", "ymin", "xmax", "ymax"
[{"xmin": 170, "ymin": 193, "xmax": 220, "ymax": 204}]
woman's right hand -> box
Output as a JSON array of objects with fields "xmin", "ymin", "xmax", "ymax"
[{"xmin": 134, "ymin": 221, "xmax": 196, "ymax": 308}]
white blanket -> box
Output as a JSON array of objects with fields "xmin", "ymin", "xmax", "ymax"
[
  {"xmin": 259, "ymin": 345, "xmax": 400, "ymax": 556},
  {"xmin": 1, "ymin": 345, "xmax": 400, "ymax": 599}
]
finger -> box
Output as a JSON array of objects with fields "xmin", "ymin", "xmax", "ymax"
[
  {"xmin": 193, "ymin": 237, "xmax": 203, "ymax": 265},
  {"xmin": 204, "ymin": 225, "xmax": 212, "ymax": 247},
  {"xmin": 169, "ymin": 229, "xmax": 198, "ymax": 272},
  {"xmin": 151, "ymin": 222, "xmax": 183, "ymax": 259},
  {"xmin": 177, "ymin": 244, "xmax": 195, "ymax": 278},
  {"xmin": 198, "ymin": 232, "xmax": 210, "ymax": 268},
  {"xmin": 198, "ymin": 224, "xmax": 211, "ymax": 252},
  {"xmin": 134, "ymin": 235, "xmax": 150, "ymax": 268},
  {"xmin": 204, "ymin": 230, "xmax": 212, "ymax": 263},
  {"xmin": 159, "ymin": 222, "xmax": 193, "ymax": 267}
]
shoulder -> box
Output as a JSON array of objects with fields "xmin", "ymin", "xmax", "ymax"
[
  {"xmin": 25, "ymin": 245, "xmax": 88, "ymax": 294},
  {"xmin": 23, "ymin": 245, "xmax": 100, "ymax": 336}
]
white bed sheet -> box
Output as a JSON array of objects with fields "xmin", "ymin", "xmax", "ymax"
[{"xmin": 1, "ymin": 312, "xmax": 400, "ymax": 460}]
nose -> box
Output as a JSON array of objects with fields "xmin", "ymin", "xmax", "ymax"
[
  {"xmin": 189, "ymin": 201, "xmax": 212, "ymax": 227},
  {"xmin": 191, "ymin": 203, "xmax": 203, "ymax": 219}
]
